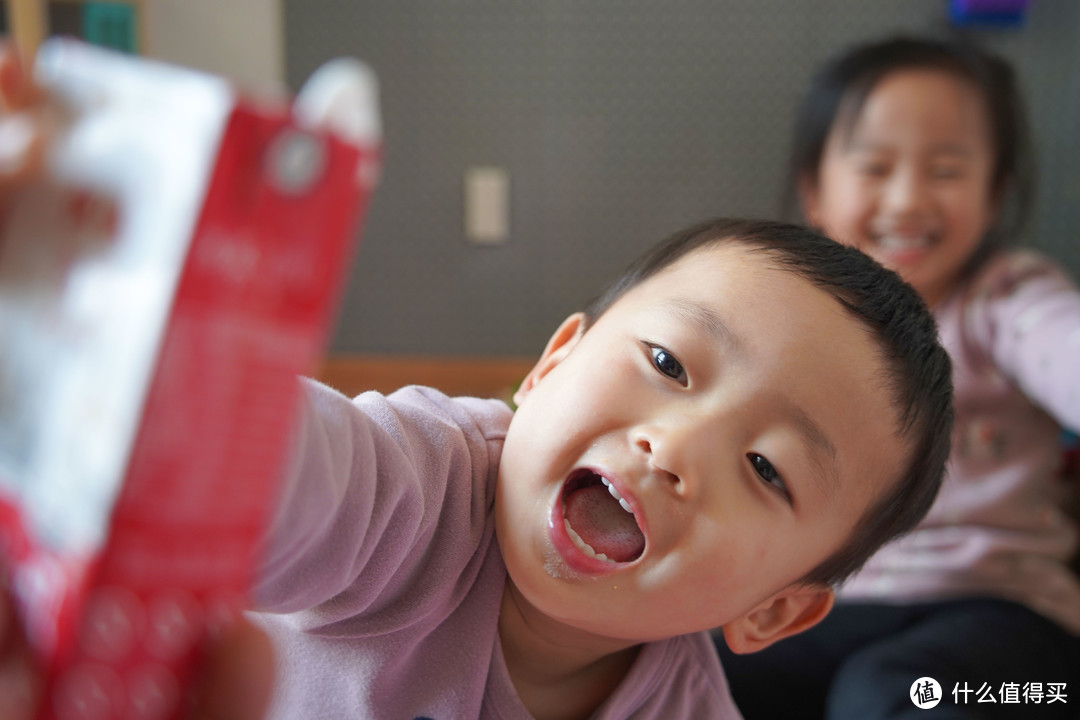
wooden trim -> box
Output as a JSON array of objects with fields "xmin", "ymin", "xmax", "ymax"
[
  {"xmin": 5, "ymin": 0, "xmax": 149, "ymax": 56},
  {"xmin": 316, "ymin": 354, "xmax": 536, "ymax": 403},
  {"xmin": 37, "ymin": 0, "xmax": 145, "ymax": 5},
  {"xmin": 8, "ymin": 0, "xmax": 47, "ymax": 63}
]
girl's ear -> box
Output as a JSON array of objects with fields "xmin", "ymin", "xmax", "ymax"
[
  {"xmin": 512, "ymin": 312, "xmax": 586, "ymax": 407},
  {"xmin": 986, "ymin": 179, "xmax": 1005, "ymax": 232},
  {"xmin": 798, "ymin": 172, "xmax": 824, "ymax": 230},
  {"xmin": 720, "ymin": 585, "xmax": 834, "ymax": 655}
]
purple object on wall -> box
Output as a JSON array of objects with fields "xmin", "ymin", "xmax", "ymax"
[{"xmin": 950, "ymin": 0, "xmax": 1033, "ymax": 26}]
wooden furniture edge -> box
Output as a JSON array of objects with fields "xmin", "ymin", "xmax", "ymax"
[{"xmin": 315, "ymin": 354, "xmax": 536, "ymax": 402}]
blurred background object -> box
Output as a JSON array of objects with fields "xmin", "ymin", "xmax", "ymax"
[
  {"xmin": 281, "ymin": 0, "xmax": 1078, "ymax": 369},
  {"xmin": 0, "ymin": 0, "xmax": 284, "ymax": 95},
  {"xmin": 949, "ymin": 0, "xmax": 1033, "ymax": 27},
  {"xmin": 6, "ymin": 1, "xmax": 1077, "ymax": 399}
]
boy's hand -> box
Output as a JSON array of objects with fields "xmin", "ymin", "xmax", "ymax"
[
  {"xmin": 0, "ymin": 36, "xmax": 47, "ymax": 719},
  {"xmin": 0, "ymin": 585, "xmax": 275, "ymax": 720},
  {"xmin": 186, "ymin": 613, "xmax": 277, "ymax": 720},
  {"xmin": 0, "ymin": 589, "xmax": 41, "ymax": 720},
  {"xmin": 0, "ymin": 40, "xmax": 47, "ymax": 189},
  {"xmin": 0, "ymin": 38, "xmax": 275, "ymax": 720}
]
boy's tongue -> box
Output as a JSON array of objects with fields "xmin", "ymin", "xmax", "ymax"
[{"xmin": 564, "ymin": 484, "xmax": 645, "ymax": 562}]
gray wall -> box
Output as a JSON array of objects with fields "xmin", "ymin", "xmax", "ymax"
[{"xmin": 284, "ymin": 0, "xmax": 1080, "ymax": 357}]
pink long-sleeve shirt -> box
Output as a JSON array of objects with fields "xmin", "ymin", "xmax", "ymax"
[
  {"xmin": 841, "ymin": 250, "xmax": 1080, "ymax": 634},
  {"xmin": 249, "ymin": 382, "xmax": 740, "ymax": 719}
]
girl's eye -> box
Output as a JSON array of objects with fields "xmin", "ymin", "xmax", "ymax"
[
  {"xmin": 857, "ymin": 163, "xmax": 889, "ymax": 178},
  {"xmin": 648, "ymin": 344, "xmax": 687, "ymax": 386},
  {"xmin": 930, "ymin": 165, "xmax": 963, "ymax": 180},
  {"xmin": 747, "ymin": 453, "xmax": 792, "ymax": 504}
]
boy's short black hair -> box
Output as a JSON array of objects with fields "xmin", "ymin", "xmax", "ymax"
[
  {"xmin": 584, "ymin": 217, "xmax": 954, "ymax": 587},
  {"xmin": 787, "ymin": 35, "xmax": 1035, "ymax": 268}
]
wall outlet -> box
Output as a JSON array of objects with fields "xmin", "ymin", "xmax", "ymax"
[{"xmin": 464, "ymin": 166, "xmax": 509, "ymax": 244}]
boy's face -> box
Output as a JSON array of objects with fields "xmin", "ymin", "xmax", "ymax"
[{"xmin": 495, "ymin": 243, "xmax": 907, "ymax": 648}]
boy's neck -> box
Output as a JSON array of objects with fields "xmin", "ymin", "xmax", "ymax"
[{"xmin": 498, "ymin": 579, "xmax": 641, "ymax": 720}]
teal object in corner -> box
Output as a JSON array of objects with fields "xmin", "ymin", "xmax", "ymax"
[{"xmin": 83, "ymin": 2, "xmax": 137, "ymax": 54}]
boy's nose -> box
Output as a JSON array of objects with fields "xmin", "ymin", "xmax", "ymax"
[{"xmin": 632, "ymin": 428, "xmax": 693, "ymax": 498}]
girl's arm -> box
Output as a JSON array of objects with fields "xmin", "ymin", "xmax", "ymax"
[{"xmin": 973, "ymin": 251, "xmax": 1080, "ymax": 432}]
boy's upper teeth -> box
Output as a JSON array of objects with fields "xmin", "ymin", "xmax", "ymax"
[{"xmin": 601, "ymin": 477, "xmax": 634, "ymax": 515}]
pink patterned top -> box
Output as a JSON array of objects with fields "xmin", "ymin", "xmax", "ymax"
[{"xmin": 250, "ymin": 382, "xmax": 741, "ymax": 719}]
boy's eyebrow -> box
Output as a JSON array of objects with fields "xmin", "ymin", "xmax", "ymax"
[
  {"xmin": 665, "ymin": 298, "xmax": 742, "ymax": 354},
  {"xmin": 787, "ymin": 402, "xmax": 840, "ymax": 500}
]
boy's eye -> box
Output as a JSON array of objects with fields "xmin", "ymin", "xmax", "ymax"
[
  {"xmin": 747, "ymin": 453, "xmax": 792, "ymax": 504},
  {"xmin": 648, "ymin": 344, "xmax": 687, "ymax": 386}
]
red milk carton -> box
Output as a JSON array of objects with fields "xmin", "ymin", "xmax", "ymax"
[{"xmin": 0, "ymin": 38, "xmax": 381, "ymax": 719}]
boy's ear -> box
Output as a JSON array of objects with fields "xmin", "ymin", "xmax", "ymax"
[
  {"xmin": 720, "ymin": 584, "xmax": 834, "ymax": 655},
  {"xmin": 512, "ymin": 312, "xmax": 586, "ymax": 407}
]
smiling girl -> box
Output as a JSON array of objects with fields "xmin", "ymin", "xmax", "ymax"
[{"xmin": 717, "ymin": 36, "xmax": 1080, "ymax": 720}]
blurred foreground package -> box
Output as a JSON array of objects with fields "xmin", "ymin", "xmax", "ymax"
[{"xmin": 0, "ymin": 38, "xmax": 380, "ymax": 720}]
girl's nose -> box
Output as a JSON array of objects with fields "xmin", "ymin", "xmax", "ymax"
[{"xmin": 883, "ymin": 165, "xmax": 930, "ymax": 217}]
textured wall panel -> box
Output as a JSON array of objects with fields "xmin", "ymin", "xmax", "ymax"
[{"xmin": 284, "ymin": 0, "xmax": 1080, "ymax": 356}]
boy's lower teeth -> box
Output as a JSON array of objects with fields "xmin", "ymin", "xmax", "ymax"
[
  {"xmin": 560, "ymin": 481, "xmax": 646, "ymax": 562},
  {"xmin": 564, "ymin": 518, "xmax": 611, "ymax": 562}
]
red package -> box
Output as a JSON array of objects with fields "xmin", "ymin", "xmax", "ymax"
[{"xmin": 0, "ymin": 39, "xmax": 381, "ymax": 720}]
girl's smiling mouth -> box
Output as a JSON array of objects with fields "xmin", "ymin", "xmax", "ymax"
[{"xmin": 549, "ymin": 468, "xmax": 647, "ymax": 574}]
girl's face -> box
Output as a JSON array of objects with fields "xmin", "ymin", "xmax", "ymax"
[{"xmin": 801, "ymin": 69, "xmax": 998, "ymax": 306}]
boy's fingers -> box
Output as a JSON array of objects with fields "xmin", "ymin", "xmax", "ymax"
[
  {"xmin": 187, "ymin": 617, "xmax": 275, "ymax": 720},
  {"xmin": 0, "ymin": 41, "xmax": 43, "ymax": 112},
  {"xmin": 0, "ymin": 42, "xmax": 23, "ymax": 109},
  {"xmin": 0, "ymin": 650, "xmax": 40, "ymax": 720},
  {"xmin": 0, "ymin": 591, "xmax": 44, "ymax": 720},
  {"xmin": 0, "ymin": 40, "xmax": 48, "ymax": 188},
  {"xmin": 0, "ymin": 112, "xmax": 45, "ymax": 185},
  {"xmin": 0, "ymin": 592, "xmax": 274, "ymax": 720}
]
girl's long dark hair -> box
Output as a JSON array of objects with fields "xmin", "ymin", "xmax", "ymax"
[{"xmin": 787, "ymin": 36, "xmax": 1036, "ymax": 272}]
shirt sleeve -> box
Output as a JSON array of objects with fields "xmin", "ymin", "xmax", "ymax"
[
  {"xmin": 250, "ymin": 379, "xmax": 511, "ymax": 617},
  {"xmin": 968, "ymin": 251, "xmax": 1080, "ymax": 432}
]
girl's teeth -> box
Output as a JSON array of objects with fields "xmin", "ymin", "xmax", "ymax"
[
  {"xmin": 877, "ymin": 235, "xmax": 930, "ymax": 250},
  {"xmin": 600, "ymin": 477, "xmax": 634, "ymax": 515},
  {"xmin": 564, "ymin": 519, "xmax": 610, "ymax": 561}
]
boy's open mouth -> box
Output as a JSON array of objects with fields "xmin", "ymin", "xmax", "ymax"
[{"xmin": 560, "ymin": 469, "xmax": 646, "ymax": 563}]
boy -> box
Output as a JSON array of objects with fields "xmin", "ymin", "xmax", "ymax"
[{"xmin": 250, "ymin": 217, "xmax": 953, "ymax": 719}]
